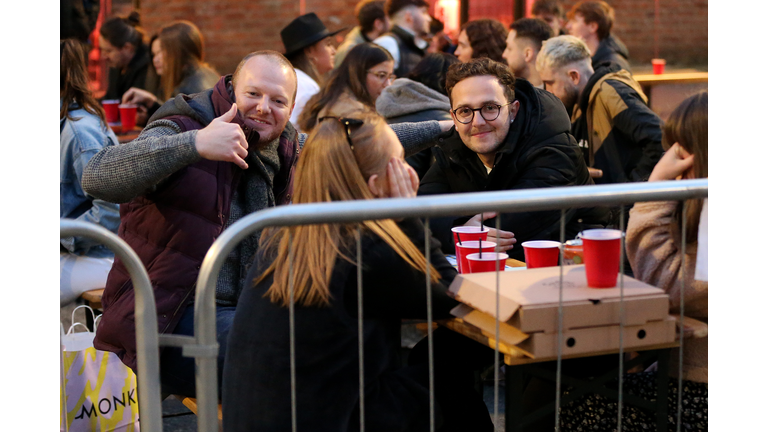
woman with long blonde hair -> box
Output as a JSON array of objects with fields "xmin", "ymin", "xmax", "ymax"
[{"xmin": 222, "ymin": 111, "xmax": 496, "ymax": 432}]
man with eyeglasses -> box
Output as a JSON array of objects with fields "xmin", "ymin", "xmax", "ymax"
[{"xmin": 418, "ymin": 57, "xmax": 607, "ymax": 261}]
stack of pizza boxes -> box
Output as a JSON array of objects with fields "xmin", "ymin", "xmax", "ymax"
[{"xmin": 448, "ymin": 265, "xmax": 676, "ymax": 359}]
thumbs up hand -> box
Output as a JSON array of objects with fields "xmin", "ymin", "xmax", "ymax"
[{"xmin": 195, "ymin": 103, "xmax": 250, "ymax": 169}]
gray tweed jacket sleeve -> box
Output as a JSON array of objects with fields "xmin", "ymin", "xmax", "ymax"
[
  {"xmin": 83, "ymin": 120, "xmax": 440, "ymax": 204},
  {"xmin": 81, "ymin": 119, "xmax": 202, "ymax": 203},
  {"xmin": 296, "ymin": 120, "xmax": 441, "ymax": 156}
]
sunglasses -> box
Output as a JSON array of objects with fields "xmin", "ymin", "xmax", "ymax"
[{"xmin": 318, "ymin": 116, "xmax": 364, "ymax": 149}]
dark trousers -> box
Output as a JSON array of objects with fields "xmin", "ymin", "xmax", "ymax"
[
  {"xmin": 408, "ymin": 327, "xmax": 498, "ymax": 432},
  {"xmin": 159, "ymin": 304, "xmax": 236, "ymax": 399}
]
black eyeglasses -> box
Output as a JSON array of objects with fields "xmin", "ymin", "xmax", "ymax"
[
  {"xmin": 451, "ymin": 102, "xmax": 513, "ymax": 124},
  {"xmin": 319, "ymin": 116, "xmax": 364, "ymax": 149}
]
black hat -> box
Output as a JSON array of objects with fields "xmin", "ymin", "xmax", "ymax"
[{"xmin": 280, "ymin": 13, "xmax": 346, "ymax": 57}]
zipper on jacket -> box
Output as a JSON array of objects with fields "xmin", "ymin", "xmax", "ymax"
[{"xmin": 161, "ymin": 284, "xmax": 195, "ymax": 334}]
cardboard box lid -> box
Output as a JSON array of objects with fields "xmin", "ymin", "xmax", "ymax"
[{"xmin": 448, "ymin": 265, "xmax": 665, "ymax": 322}]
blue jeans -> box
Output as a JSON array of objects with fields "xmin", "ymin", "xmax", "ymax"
[{"xmin": 159, "ymin": 304, "xmax": 236, "ymax": 399}]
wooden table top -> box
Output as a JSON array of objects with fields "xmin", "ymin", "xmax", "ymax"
[{"xmin": 633, "ymin": 71, "xmax": 708, "ymax": 85}]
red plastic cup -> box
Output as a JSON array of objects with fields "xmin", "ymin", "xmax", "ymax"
[
  {"xmin": 467, "ymin": 252, "xmax": 509, "ymax": 273},
  {"xmin": 581, "ymin": 229, "xmax": 623, "ymax": 288},
  {"xmin": 651, "ymin": 58, "xmax": 666, "ymax": 75},
  {"xmin": 452, "ymin": 225, "xmax": 489, "ymax": 246},
  {"xmin": 102, "ymin": 99, "xmax": 120, "ymax": 123},
  {"xmin": 119, "ymin": 104, "xmax": 138, "ymax": 132},
  {"xmin": 522, "ymin": 240, "xmax": 561, "ymax": 268},
  {"xmin": 455, "ymin": 240, "xmax": 496, "ymax": 274}
]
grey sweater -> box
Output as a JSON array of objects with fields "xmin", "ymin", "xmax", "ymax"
[{"xmin": 83, "ymin": 105, "xmax": 442, "ymax": 304}]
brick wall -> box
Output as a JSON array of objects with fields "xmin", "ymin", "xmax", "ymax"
[
  {"xmin": 112, "ymin": 0, "xmax": 705, "ymax": 75},
  {"xmin": 135, "ymin": 0, "xmax": 360, "ymax": 76},
  {"xmin": 466, "ymin": 0, "xmax": 707, "ymax": 67}
]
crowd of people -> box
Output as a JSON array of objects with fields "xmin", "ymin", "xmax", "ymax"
[{"xmin": 60, "ymin": 0, "xmax": 707, "ymax": 430}]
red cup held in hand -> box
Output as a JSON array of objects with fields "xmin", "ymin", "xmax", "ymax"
[
  {"xmin": 521, "ymin": 240, "xmax": 561, "ymax": 268},
  {"xmin": 466, "ymin": 252, "xmax": 509, "ymax": 273},
  {"xmin": 581, "ymin": 229, "xmax": 623, "ymax": 288},
  {"xmin": 455, "ymin": 240, "xmax": 496, "ymax": 274},
  {"xmin": 102, "ymin": 99, "xmax": 120, "ymax": 123},
  {"xmin": 119, "ymin": 104, "xmax": 138, "ymax": 133}
]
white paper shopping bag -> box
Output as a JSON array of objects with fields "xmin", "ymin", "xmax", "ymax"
[{"xmin": 60, "ymin": 305, "xmax": 140, "ymax": 432}]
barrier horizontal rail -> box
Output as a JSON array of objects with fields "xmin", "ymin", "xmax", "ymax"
[
  {"xmin": 190, "ymin": 179, "xmax": 707, "ymax": 432},
  {"xmin": 60, "ymin": 219, "xmax": 164, "ymax": 432}
]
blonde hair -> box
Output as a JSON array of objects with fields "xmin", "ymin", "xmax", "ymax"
[
  {"xmin": 536, "ymin": 35, "xmax": 591, "ymax": 73},
  {"xmin": 255, "ymin": 111, "xmax": 440, "ymax": 307}
]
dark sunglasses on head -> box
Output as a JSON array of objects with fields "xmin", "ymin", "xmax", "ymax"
[{"xmin": 319, "ymin": 116, "xmax": 364, "ymax": 149}]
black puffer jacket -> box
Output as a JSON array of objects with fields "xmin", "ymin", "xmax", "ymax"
[
  {"xmin": 592, "ymin": 34, "xmax": 631, "ymax": 73},
  {"xmin": 418, "ymin": 79, "xmax": 609, "ymax": 261}
]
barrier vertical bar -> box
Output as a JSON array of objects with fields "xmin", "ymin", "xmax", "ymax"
[
  {"xmin": 425, "ymin": 218, "xmax": 435, "ymax": 432},
  {"xmin": 554, "ymin": 208, "xmax": 566, "ymax": 432},
  {"xmin": 289, "ymin": 230, "xmax": 298, "ymax": 432},
  {"xmin": 676, "ymin": 199, "xmax": 689, "ymax": 432},
  {"xmin": 357, "ymin": 225, "xmax": 365, "ymax": 432},
  {"xmin": 493, "ymin": 215, "xmax": 502, "ymax": 428},
  {"xmin": 618, "ymin": 205, "xmax": 626, "ymax": 431}
]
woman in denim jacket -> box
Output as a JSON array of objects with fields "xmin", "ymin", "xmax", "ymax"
[{"xmin": 60, "ymin": 39, "xmax": 121, "ymax": 306}]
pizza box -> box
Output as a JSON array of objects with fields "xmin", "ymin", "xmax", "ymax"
[
  {"xmin": 448, "ymin": 265, "xmax": 670, "ymax": 333},
  {"xmin": 450, "ymin": 304, "xmax": 676, "ymax": 359}
]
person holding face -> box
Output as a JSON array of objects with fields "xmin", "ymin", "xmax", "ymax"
[
  {"xmin": 453, "ymin": 19, "xmax": 508, "ymax": 64},
  {"xmin": 299, "ymin": 43, "xmax": 395, "ymax": 132},
  {"xmin": 280, "ymin": 13, "xmax": 344, "ymax": 132},
  {"xmin": 417, "ymin": 58, "xmax": 608, "ymax": 262},
  {"xmin": 98, "ymin": 12, "xmax": 157, "ymax": 101},
  {"xmin": 83, "ymin": 49, "xmax": 452, "ymax": 397},
  {"xmin": 223, "ymin": 111, "xmax": 496, "ymax": 432}
]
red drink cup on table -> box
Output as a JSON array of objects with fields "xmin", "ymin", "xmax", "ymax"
[
  {"xmin": 102, "ymin": 100, "xmax": 120, "ymax": 123},
  {"xmin": 522, "ymin": 240, "xmax": 561, "ymax": 268},
  {"xmin": 581, "ymin": 229, "xmax": 623, "ymax": 288},
  {"xmin": 455, "ymin": 241, "xmax": 496, "ymax": 274},
  {"xmin": 467, "ymin": 252, "xmax": 509, "ymax": 273},
  {"xmin": 651, "ymin": 59, "xmax": 666, "ymax": 75},
  {"xmin": 452, "ymin": 225, "xmax": 489, "ymax": 245},
  {"xmin": 119, "ymin": 104, "xmax": 138, "ymax": 132}
]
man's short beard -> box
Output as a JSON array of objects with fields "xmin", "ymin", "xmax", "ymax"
[{"xmin": 562, "ymin": 84, "xmax": 580, "ymax": 114}]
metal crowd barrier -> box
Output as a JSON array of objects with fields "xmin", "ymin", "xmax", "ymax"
[
  {"xmin": 60, "ymin": 219, "xmax": 164, "ymax": 432},
  {"xmin": 188, "ymin": 179, "xmax": 708, "ymax": 432}
]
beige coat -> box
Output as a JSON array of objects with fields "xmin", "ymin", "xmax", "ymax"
[{"xmin": 626, "ymin": 201, "xmax": 708, "ymax": 383}]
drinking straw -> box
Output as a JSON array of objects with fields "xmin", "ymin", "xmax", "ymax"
[
  {"xmin": 457, "ymin": 232, "xmax": 462, "ymax": 245},
  {"xmin": 478, "ymin": 239, "xmax": 482, "ymax": 258}
]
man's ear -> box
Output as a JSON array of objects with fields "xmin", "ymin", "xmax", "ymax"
[
  {"xmin": 509, "ymin": 100, "xmax": 521, "ymax": 118},
  {"xmin": 523, "ymin": 46, "xmax": 535, "ymax": 63},
  {"xmin": 587, "ymin": 21, "xmax": 598, "ymax": 37},
  {"xmin": 374, "ymin": 18, "xmax": 386, "ymax": 33},
  {"xmin": 367, "ymin": 174, "xmax": 383, "ymax": 197},
  {"xmin": 567, "ymin": 69, "xmax": 581, "ymax": 86}
]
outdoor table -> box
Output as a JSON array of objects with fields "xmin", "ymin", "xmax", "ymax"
[{"xmin": 440, "ymin": 258, "xmax": 697, "ymax": 432}]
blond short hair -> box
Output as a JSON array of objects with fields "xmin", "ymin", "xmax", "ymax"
[{"xmin": 536, "ymin": 35, "xmax": 591, "ymax": 73}]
